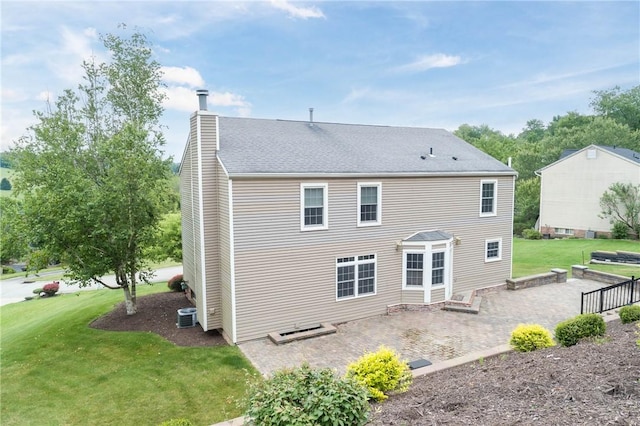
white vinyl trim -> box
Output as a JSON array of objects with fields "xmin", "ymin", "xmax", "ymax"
[
  {"xmin": 300, "ymin": 183, "xmax": 329, "ymax": 231},
  {"xmin": 357, "ymin": 182, "xmax": 382, "ymax": 227},
  {"xmin": 479, "ymin": 179, "xmax": 498, "ymax": 217},
  {"xmin": 228, "ymin": 179, "xmax": 237, "ymax": 343}
]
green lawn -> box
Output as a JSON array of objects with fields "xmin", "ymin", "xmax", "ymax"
[
  {"xmin": 0, "ymin": 284, "xmax": 256, "ymax": 426},
  {"xmin": 513, "ymin": 237, "xmax": 640, "ymax": 278}
]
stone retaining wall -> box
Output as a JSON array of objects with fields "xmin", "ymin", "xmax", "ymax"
[
  {"xmin": 506, "ymin": 268, "xmax": 567, "ymax": 290},
  {"xmin": 571, "ymin": 265, "xmax": 631, "ymax": 284}
]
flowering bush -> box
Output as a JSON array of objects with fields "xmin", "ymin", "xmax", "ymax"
[
  {"xmin": 42, "ymin": 281, "xmax": 60, "ymax": 297},
  {"xmin": 167, "ymin": 274, "xmax": 185, "ymax": 292}
]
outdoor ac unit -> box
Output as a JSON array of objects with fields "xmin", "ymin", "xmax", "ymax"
[{"xmin": 177, "ymin": 307, "xmax": 197, "ymax": 328}]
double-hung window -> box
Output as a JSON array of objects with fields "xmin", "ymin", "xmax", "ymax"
[
  {"xmin": 403, "ymin": 250, "xmax": 448, "ymax": 288},
  {"xmin": 301, "ymin": 183, "xmax": 328, "ymax": 231},
  {"xmin": 357, "ymin": 183, "xmax": 381, "ymax": 226},
  {"xmin": 485, "ymin": 238, "xmax": 502, "ymax": 262},
  {"xmin": 336, "ymin": 254, "xmax": 376, "ymax": 300},
  {"xmin": 405, "ymin": 253, "xmax": 424, "ymax": 287},
  {"xmin": 480, "ymin": 180, "xmax": 497, "ymax": 216}
]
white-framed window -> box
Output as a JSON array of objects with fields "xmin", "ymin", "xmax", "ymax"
[
  {"xmin": 403, "ymin": 249, "xmax": 448, "ymax": 289},
  {"xmin": 357, "ymin": 182, "xmax": 382, "ymax": 226},
  {"xmin": 336, "ymin": 254, "xmax": 376, "ymax": 300},
  {"xmin": 554, "ymin": 228, "xmax": 574, "ymax": 235},
  {"xmin": 404, "ymin": 252, "xmax": 424, "ymax": 288},
  {"xmin": 301, "ymin": 183, "xmax": 328, "ymax": 231},
  {"xmin": 479, "ymin": 180, "xmax": 497, "ymax": 217},
  {"xmin": 485, "ymin": 238, "xmax": 502, "ymax": 262}
]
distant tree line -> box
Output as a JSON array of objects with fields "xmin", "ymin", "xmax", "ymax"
[{"xmin": 454, "ymin": 85, "xmax": 640, "ymax": 235}]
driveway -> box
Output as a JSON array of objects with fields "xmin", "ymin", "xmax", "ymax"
[{"xmin": 239, "ymin": 279, "xmax": 613, "ymax": 376}]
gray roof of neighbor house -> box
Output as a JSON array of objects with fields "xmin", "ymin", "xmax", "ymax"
[
  {"xmin": 559, "ymin": 145, "xmax": 640, "ymax": 164},
  {"xmin": 216, "ymin": 117, "xmax": 516, "ymax": 177}
]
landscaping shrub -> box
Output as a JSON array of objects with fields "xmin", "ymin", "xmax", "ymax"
[
  {"xmin": 158, "ymin": 419, "xmax": 193, "ymax": 426},
  {"xmin": 345, "ymin": 345, "xmax": 413, "ymax": 402},
  {"xmin": 522, "ymin": 229, "xmax": 542, "ymax": 240},
  {"xmin": 245, "ymin": 363, "xmax": 369, "ymax": 426},
  {"xmin": 509, "ymin": 324, "xmax": 555, "ymax": 352},
  {"xmin": 42, "ymin": 281, "xmax": 60, "ymax": 297},
  {"xmin": 1, "ymin": 266, "xmax": 14, "ymax": 274},
  {"xmin": 555, "ymin": 313, "xmax": 606, "ymax": 347},
  {"xmin": 619, "ymin": 305, "xmax": 640, "ymax": 324},
  {"xmin": 611, "ymin": 221, "xmax": 629, "ymax": 239},
  {"xmin": 167, "ymin": 274, "xmax": 185, "ymax": 292}
]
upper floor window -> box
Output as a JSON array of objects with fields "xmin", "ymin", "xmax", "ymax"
[
  {"xmin": 336, "ymin": 254, "xmax": 376, "ymax": 300},
  {"xmin": 357, "ymin": 182, "xmax": 382, "ymax": 226},
  {"xmin": 480, "ymin": 180, "xmax": 497, "ymax": 216},
  {"xmin": 485, "ymin": 238, "xmax": 502, "ymax": 262},
  {"xmin": 301, "ymin": 183, "xmax": 328, "ymax": 231}
]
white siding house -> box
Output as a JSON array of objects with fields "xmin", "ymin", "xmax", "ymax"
[{"xmin": 537, "ymin": 145, "xmax": 640, "ymax": 238}]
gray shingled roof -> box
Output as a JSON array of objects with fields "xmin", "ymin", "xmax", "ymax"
[
  {"xmin": 559, "ymin": 146, "xmax": 640, "ymax": 164},
  {"xmin": 404, "ymin": 230, "xmax": 453, "ymax": 242},
  {"xmin": 216, "ymin": 117, "xmax": 516, "ymax": 176}
]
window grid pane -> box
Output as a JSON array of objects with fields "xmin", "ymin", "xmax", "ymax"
[
  {"xmin": 406, "ymin": 253, "xmax": 424, "ymax": 287},
  {"xmin": 304, "ymin": 188, "xmax": 323, "ymax": 207},
  {"xmin": 360, "ymin": 186, "xmax": 378, "ymax": 222},
  {"xmin": 481, "ymin": 182, "xmax": 495, "ymax": 213},
  {"xmin": 337, "ymin": 265, "xmax": 355, "ymax": 298},
  {"xmin": 358, "ymin": 262, "xmax": 375, "ymax": 294},
  {"xmin": 432, "ymin": 252, "xmax": 445, "ymax": 285},
  {"xmin": 487, "ymin": 241, "xmax": 500, "ymax": 258}
]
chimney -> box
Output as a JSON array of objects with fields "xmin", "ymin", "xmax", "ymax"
[
  {"xmin": 196, "ymin": 89, "xmax": 209, "ymax": 111},
  {"xmin": 309, "ymin": 107, "xmax": 314, "ymax": 126}
]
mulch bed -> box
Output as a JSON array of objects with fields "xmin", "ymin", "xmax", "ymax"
[
  {"xmin": 369, "ymin": 320, "xmax": 640, "ymax": 425},
  {"xmin": 90, "ymin": 291, "xmax": 227, "ymax": 347}
]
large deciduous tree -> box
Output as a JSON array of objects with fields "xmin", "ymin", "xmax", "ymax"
[
  {"xmin": 12, "ymin": 28, "xmax": 171, "ymax": 314},
  {"xmin": 599, "ymin": 182, "xmax": 640, "ymax": 239}
]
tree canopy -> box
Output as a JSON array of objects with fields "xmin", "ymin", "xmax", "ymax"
[
  {"xmin": 456, "ymin": 84, "xmax": 640, "ymax": 234},
  {"xmin": 11, "ymin": 28, "xmax": 171, "ymax": 314}
]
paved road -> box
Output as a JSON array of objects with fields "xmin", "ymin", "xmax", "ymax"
[{"xmin": 0, "ymin": 265, "xmax": 183, "ymax": 306}]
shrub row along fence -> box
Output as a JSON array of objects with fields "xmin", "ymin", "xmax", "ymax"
[{"xmin": 581, "ymin": 276, "xmax": 639, "ymax": 314}]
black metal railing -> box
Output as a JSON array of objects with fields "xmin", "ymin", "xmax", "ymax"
[{"xmin": 581, "ymin": 276, "xmax": 638, "ymax": 314}]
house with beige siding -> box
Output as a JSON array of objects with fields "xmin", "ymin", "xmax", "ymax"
[
  {"xmin": 180, "ymin": 91, "xmax": 516, "ymax": 343},
  {"xmin": 537, "ymin": 145, "xmax": 640, "ymax": 238}
]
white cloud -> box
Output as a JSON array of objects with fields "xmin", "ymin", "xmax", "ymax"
[
  {"xmin": 36, "ymin": 91, "xmax": 55, "ymax": 102},
  {"xmin": 393, "ymin": 53, "xmax": 464, "ymax": 73},
  {"xmin": 270, "ymin": 0, "xmax": 325, "ymax": 19},
  {"xmin": 162, "ymin": 86, "xmax": 252, "ymax": 115},
  {"xmin": 1, "ymin": 88, "xmax": 27, "ymax": 102},
  {"xmin": 161, "ymin": 66, "xmax": 205, "ymax": 88}
]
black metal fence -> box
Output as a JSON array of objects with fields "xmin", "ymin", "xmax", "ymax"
[{"xmin": 581, "ymin": 276, "xmax": 638, "ymax": 314}]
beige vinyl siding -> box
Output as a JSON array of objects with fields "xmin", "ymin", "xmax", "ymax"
[
  {"xmin": 199, "ymin": 114, "xmax": 222, "ymax": 330},
  {"xmin": 230, "ymin": 175, "xmax": 513, "ymax": 342}
]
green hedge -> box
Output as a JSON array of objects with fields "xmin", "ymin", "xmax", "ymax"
[
  {"xmin": 619, "ymin": 305, "xmax": 640, "ymax": 324},
  {"xmin": 555, "ymin": 313, "xmax": 605, "ymax": 347}
]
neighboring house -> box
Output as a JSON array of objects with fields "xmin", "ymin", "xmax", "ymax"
[
  {"xmin": 537, "ymin": 145, "xmax": 640, "ymax": 238},
  {"xmin": 180, "ymin": 91, "xmax": 516, "ymax": 344}
]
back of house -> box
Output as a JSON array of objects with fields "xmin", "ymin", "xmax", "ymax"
[{"xmin": 181, "ymin": 92, "xmax": 517, "ymax": 343}]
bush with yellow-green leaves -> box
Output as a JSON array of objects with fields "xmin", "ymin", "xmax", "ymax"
[
  {"xmin": 509, "ymin": 324, "xmax": 555, "ymax": 352},
  {"xmin": 345, "ymin": 346, "xmax": 412, "ymax": 402}
]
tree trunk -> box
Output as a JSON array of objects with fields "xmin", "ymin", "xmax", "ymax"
[{"xmin": 122, "ymin": 285, "xmax": 137, "ymax": 315}]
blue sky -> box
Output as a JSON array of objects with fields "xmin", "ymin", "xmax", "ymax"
[{"xmin": 2, "ymin": 1, "xmax": 638, "ymax": 160}]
